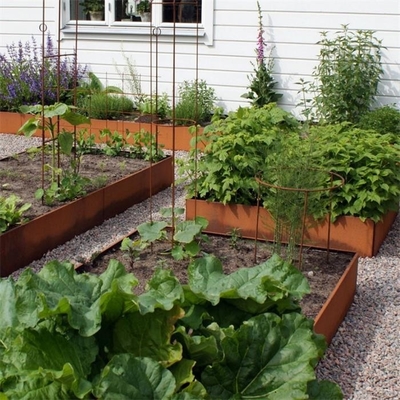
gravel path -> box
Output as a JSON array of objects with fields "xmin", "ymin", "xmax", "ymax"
[{"xmin": 1, "ymin": 133, "xmax": 399, "ymax": 399}]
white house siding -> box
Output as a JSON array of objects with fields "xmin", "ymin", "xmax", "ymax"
[{"xmin": 0, "ymin": 0, "xmax": 399, "ymax": 114}]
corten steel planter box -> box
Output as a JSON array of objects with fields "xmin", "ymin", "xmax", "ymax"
[
  {"xmin": 313, "ymin": 253, "xmax": 358, "ymax": 344},
  {"xmin": 186, "ymin": 199, "xmax": 397, "ymax": 257},
  {"xmin": 0, "ymin": 112, "xmax": 202, "ymax": 151},
  {"xmin": 0, "ymin": 156, "xmax": 173, "ymax": 277}
]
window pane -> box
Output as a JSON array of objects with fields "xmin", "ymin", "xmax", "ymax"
[
  {"xmin": 70, "ymin": 0, "xmax": 105, "ymax": 21},
  {"xmin": 163, "ymin": 0, "xmax": 202, "ymax": 23},
  {"xmin": 115, "ymin": 0, "xmax": 141, "ymax": 21}
]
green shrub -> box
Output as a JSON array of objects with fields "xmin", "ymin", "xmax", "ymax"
[
  {"xmin": 85, "ymin": 93, "xmax": 134, "ymax": 119},
  {"xmin": 181, "ymin": 103, "xmax": 300, "ymax": 204},
  {"xmin": 358, "ymin": 105, "xmax": 400, "ymax": 135},
  {"xmin": 138, "ymin": 92, "xmax": 171, "ymax": 120},
  {"xmin": 305, "ymin": 25, "xmax": 384, "ymax": 124},
  {"xmin": 174, "ymin": 79, "xmax": 217, "ymax": 125}
]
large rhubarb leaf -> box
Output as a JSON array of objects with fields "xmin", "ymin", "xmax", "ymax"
[
  {"xmin": 137, "ymin": 268, "xmax": 184, "ymax": 314},
  {"xmin": 113, "ymin": 305, "xmax": 184, "ymax": 367},
  {"xmin": 187, "ymin": 253, "xmax": 309, "ymax": 309},
  {"xmin": 93, "ymin": 355, "xmax": 176, "ymax": 399},
  {"xmin": 1, "ymin": 324, "xmax": 95, "ymax": 399},
  {"xmin": 12, "ymin": 260, "xmax": 139, "ymax": 336},
  {"xmin": 201, "ymin": 312, "xmax": 328, "ymax": 399}
]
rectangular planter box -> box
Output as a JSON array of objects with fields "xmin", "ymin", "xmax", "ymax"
[
  {"xmin": 0, "ymin": 156, "xmax": 173, "ymax": 277},
  {"xmin": 186, "ymin": 199, "xmax": 397, "ymax": 257},
  {"xmin": 0, "ymin": 111, "xmax": 203, "ymax": 151}
]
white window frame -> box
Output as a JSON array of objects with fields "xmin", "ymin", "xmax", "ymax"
[{"xmin": 60, "ymin": 0, "xmax": 214, "ymax": 45}]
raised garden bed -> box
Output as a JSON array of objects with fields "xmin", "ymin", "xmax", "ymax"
[
  {"xmin": 77, "ymin": 230, "xmax": 358, "ymax": 345},
  {"xmin": 0, "ymin": 153, "xmax": 173, "ymax": 277},
  {"xmin": 186, "ymin": 199, "xmax": 397, "ymax": 257},
  {"xmin": 0, "ymin": 111, "xmax": 202, "ymax": 151}
]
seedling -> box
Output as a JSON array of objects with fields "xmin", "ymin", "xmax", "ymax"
[
  {"xmin": 228, "ymin": 227, "xmax": 242, "ymax": 249},
  {"xmin": 120, "ymin": 237, "xmax": 148, "ymax": 265}
]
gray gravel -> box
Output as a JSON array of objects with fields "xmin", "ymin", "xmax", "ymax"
[{"xmin": 1, "ymin": 133, "xmax": 399, "ymax": 399}]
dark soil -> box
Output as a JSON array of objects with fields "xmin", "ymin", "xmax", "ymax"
[
  {"xmin": 0, "ymin": 148, "xmax": 150, "ymax": 221},
  {"xmin": 80, "ymin": 232, "xmax": 354, "ymax": 319}
]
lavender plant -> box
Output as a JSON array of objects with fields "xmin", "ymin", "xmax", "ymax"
[
  {"xmin": 0, "ymin": 34, "xmax": 87, "ymax": 111},
  {"xmin": 242, "ymin": 1, "xmax": 282, "ymax": 107}
]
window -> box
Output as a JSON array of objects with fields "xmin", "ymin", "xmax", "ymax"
[
  {"xmin": 66, "ymin": 1, "xmax": 202, "ymax": 24},
  {"xmin": 62, "ymin": 0, "xmax": 212, "ymax": 44}
]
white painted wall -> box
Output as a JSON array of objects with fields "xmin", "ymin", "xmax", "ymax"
[{"xmin": 1, "ymin": 0, "xmax": 399, "ymax": 114}]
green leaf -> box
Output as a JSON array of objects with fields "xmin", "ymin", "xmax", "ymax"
[
  {"xmin": 93, "ymin": 355, "xmax": 176, "ymax": 400},
  {"xmin": 307, "ymin": 379, "xmax": 343, "ymax": 399},
  {"xmin": 187, "ymin": 253, "xmax": 309, "ymax": 307},
  {"xmin": 58, "ymin": 131, "xmax": 74, "ymax": 155},
  {"xmin": 17, "ymin": 118, "xmax": 39, "ymax": 137},
  {"xmin": 138, "ymin": 221, "xmax": 168, "ymax": 242},
  {"xmin": 202, "ymin": 313, "xmax": 324, "ymax": 399},
  {"xmin": 112, "ymin": 305, "xmax": 184, "ymax": 367},
  {"xmin": 137, "ymin": 268, "xmax": 184, "ymax": 314},
  {"xmin": 62, "ymin": 110, "xmax": 90, "ymax": 126}
]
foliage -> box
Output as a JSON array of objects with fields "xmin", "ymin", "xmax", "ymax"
[
  {"xmin": 174, "ymin": 79, "xmax": 217, "ymax": 125},
  {"xmin": 79, "ymin": 0, "xmax": 104, "ymax": 13},
  {"xmin": 0, "ymin": 194, "xmax": 31, "ymax": 233},
  {"xmin": 241, "ymin": 1, "xmax": 282, "ymax": 107},
  {"xmin": 305, "ymin": 25, "xmax": 384, "ymax": 124},
  {"xmin": 18, "ymin": 103, "xmax": 92, "ymax": 205},
  {"xmin": 127, "ymin": 129, "xmax": 165, "ymax": 162},
  {"xmin": 358, "ymin": 105, "xmax": 400, "ymax": 135},
  {"xmin": 100, "ymin": 128, "xmax": 128, "ymax": 156},
  {"xmin": 308, "ymin": 124, "xmax": 400, "ymax": 222},
  {"xmin": 0, "ymin": 255, "xmax": 342, "ymax": 399},
  {"xmin": 114, "ymin": 51, "xmax": 146, "ymax": 108},
  {"xmin": 78, "ymin": 72, "xmax": 133, "ymax": 120},
  {"xmin": 0, "ymin": 35, "xmax": 87, "ymax": 111},
  {"xmin": 139, "ymin": 92, "xmax": 171, "ymax": 120},
  {"xmin": 180, "ymin": 103, "xmax": 300, "ymax": 204},
  {"xmin": 136, "ymin": 0, "xmax": 150, "ymax": 13}
]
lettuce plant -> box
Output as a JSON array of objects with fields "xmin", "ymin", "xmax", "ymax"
[{"xmin": 0, "ymin": 255, "xmax": 342, "ymax": 399}]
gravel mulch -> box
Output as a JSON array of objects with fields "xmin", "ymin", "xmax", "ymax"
[{"xmin": 1, "ymin": 133, "xmax": 399, "ymax": 399}]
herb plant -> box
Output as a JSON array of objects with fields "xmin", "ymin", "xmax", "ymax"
[
  {"xmin": 0, "ymin": 257, "xmax": 342, "ymax": 399},
  {"xmin": 0, "ymin": 194, "xmax": 31, "ymax": 233},
  {"xmin": 241, "ymin": 1, "xmax": 282, "ymax": 107},
  {"xmin": 139, "ymin": 92, "xmax": 171, "ymax": 120},
  {"xmin": 0, "ymin": 34, "xmax": 87, "ymax": 111},
  {"xmin": 174, "ymin": 79, "xmax": 217, "ymax": 125},
  {"xmin": 306, "ymin": 25, "xmax": 384, "ymax": 124}
]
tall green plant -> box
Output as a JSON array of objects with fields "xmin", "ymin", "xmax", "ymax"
[
  {"xmin": 306, "ymin": 25, "xmax": 384, "ymax": 124},
  {"xmin": 241, "ymin": 1, "xmax": 282, "ymax": 107}
]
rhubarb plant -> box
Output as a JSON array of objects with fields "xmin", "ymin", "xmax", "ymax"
[{"xmin": 0, "ymin": 255, "xmax": 342, "ymax": 399}]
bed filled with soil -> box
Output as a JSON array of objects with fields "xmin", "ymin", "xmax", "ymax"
[
  {"xmin": 79, "ymin": 232, "xmax": 354, "ymax": 319},
  {"xmin": 0, "ymin": 148, "xmax": 151, "ymax": 221}
]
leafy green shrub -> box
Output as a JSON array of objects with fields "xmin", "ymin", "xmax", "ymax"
[
  {"xmin": 305, "ymin": 25, "xmax": 384, "ymax": 124},
  {"xmin": 77, "ymin": 72, "xmax": 133, "ymax": 119},
  {"xmin": 84, "ymin": 93, "xmax": 134, "ymax": 119},
  {"xmin": 181, "ymin": 103, "xmax": 300, "ymax": 204},
  {"xmin": 358, "ymin": 105, "xmax": 400, "ymax": 135},
  {"xmin": 138, "ymin": 92, "xmax": 171, "ymax": 119},
  {"xmin": 174, "ymin": 79, "xmax": 217, "ymax": 125},
  {"xmin": 309, "ymin": 124, "xmax": 400, "ymax": 221},
  {"xmin": 0, "ymin": 255, "xmax": 342, "ymax": 398},
  {"xmin": 0, "ymin": 194, "xmax": 31, "ymax": 232}
]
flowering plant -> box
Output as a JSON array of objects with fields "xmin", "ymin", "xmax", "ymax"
[
  {"xmin": 242, "ymin": 1, "xmax": 282, "ymax": 107},
  {"xmin": 136, "ymin": 0, "xmax": 150, "ymax": 13},
  {"xmin": 0, "ymin": 35, "xmax": 87, "ymax": 112}
]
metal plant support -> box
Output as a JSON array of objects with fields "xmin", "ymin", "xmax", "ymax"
[{"xmin": 255, "ymin": 170, "xmax": 345, "ymax": 268}]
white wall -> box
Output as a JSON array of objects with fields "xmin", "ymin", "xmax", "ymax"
[{"xmin": 1, "ymin": 0, "xmax": 399, "ymax": 114}]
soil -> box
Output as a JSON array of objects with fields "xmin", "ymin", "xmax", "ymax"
[
  {"xmin": 79, "ymin": 232, "xmax": 354, "ymax": 320},
  {"xmin": 0, "ymin": 148, "xmax": 150, "ymax": 221}
]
